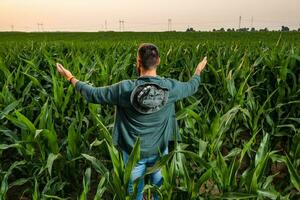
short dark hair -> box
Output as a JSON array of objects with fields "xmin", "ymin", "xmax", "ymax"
[{"xmin": 137, "ymin": 43, "xmax": 159, "ymax": 69}]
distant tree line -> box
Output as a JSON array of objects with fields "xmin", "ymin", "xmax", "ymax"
[{"xmin": 186, "ymin": 26, "xmax": 300, "ymax": 32}]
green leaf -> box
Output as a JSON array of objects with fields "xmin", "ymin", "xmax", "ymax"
[
  {"xmin": 42, "ymin": 195, "xmax": 66, "ymax": 200},
  {"xmin": 89, "ymin": 105, "xmax": 112, "ymax": 144},
  {"xmin": 195, "ymin": 168, "xmax": 213, "ymax": 190},
  {"xmin": 6, "ymin": 111, "xmax": 36, "ymax": 133},
  {"xmin": 210, "ymin": 113, "xmax": 220, "ymax": 142},
  {"xmin": 67, "ymin": 120, "xmax": 80, "ymax": 157},
  {"xmin": 81, "ymin": 154, "xmax": 108, "ymax": 175},
  {"xmin": 46, "ymin": 153, "xmax": 62, "ymax": 177},
  {"xmin": 216, "ymin": 150, "xmax": 227, "ymax": 189},
  {"xmin": 285, "ymin": 154, "xmax": 300, "ymax": 191},
  {"xmin": 32, "ymin": 178, "xmax": 39, "ymax": 200},
  {"xmin": 90, "ymin": 138, "xmax": 104, "ymax": 150},
  {"xmin": 220, "ymin": 192, "xmax": 257, "ymax": 199},
  {"xmin": 176, "ymin": 101, "xmax": 200, "ymax": 120},
  {"xmin": 224, "ymin": 148, "xmax": 241, "ymax": 159},
  {"xmin": 0, "ymin": 161, "xmax": 26, "ymax": 199},
  {"xmin": 0, "ymin": 100, "xmax": 19, "ymax": 120},
  {"xmin": 15, "ymin": 111, "xmax": 36, "ymax": 133},
  {"xmin": 0, "ymin": 143, "xmax": 21, "ymax": 150},
  {"xmin": 80, "ymin": 168, "xmax": 91, "ymax": 200},
  {"xmin": 257, "ymin": 189, "xmax": 279, "ymax": 200},
  {"xmin": 0, "ymin": 57, "xmax": 12, "ymax": 79},
  {"xmin": 94, "ymin": 175, "xmax": 107, "ymax": 200},
  {"xmin": 106, "ymin": 140, "xmax": 122, "ymax": 180},
  {"xmin": 22, "ymin": 72, "xmax": 43, "ymax": 88},
  {"xmin": 124, "ymin": 138, "xmax": 140, "ymax": 187},
  {"xmin": 255, "ymin": 133, "xmax": 270, "ymax": 167},
  {"xmin": 61, "ymin": 84, "xmax": 74, "ymax": 113},
  {"xmin": 226, "ymin": 70, "xmax": 236, "ymax": 97},
  {"xmin": 198, "ymin": 139, "xmax": 207, "ymax": 158},
  {"xmin": 177, "ymin": 150, "xmax": 210, "ymax": 169},
  {"xmin": 146, "ymin": 151, "xmax": 175, "ymax": 175},
  {"xmin": 8, "ymin": 178, "xmax": 30, "ymax": 189},
  {"xmin": 35, "ymin": 129, "xmax": 59, "ymax": 154}
]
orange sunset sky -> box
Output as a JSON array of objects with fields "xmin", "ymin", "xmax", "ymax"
[{"xmin": 0, "ymin": 0, "xmax": 299, "ymax": 32}]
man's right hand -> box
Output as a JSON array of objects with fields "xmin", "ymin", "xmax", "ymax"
[
  {"xmin": 56, "ymin": 63, "xmax": 74, "ymax": 81},
  {"xmin": 194, "ymin": 57, "xmax": 207, "ymax": 76},
  {"xmin": 56, "ymin": 63, "xmax": 79, "ymax": 86}
]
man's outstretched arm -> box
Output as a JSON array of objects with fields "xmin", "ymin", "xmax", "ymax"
[
  {"xmin": 56, "ymin": 63, "xmax": 120, "ymax": 105},
  {"xmin": 168, "ymin": 57, "xmax": 207, "ymax": 101}
]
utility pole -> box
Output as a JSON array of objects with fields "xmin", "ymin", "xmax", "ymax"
[
  {"xmin": 40, "ymin": 23, "xmax": 44, "ymax": 32},
  {"xmin": 119, "ymin": 20, "xmax": 124, "ymax": 32},
  {"xmin": 105, "ymin": 20, "xmax": 107, "ymax": 31},
  {"xmin": 251, "ymin": 16, "xmax": 253, "ymax": 28},
  {"xmin": 37, "ymin": 23, "xmax": 44, "ymax": 32},
  {"xmin": 238, "ymin": 16, "xmax": 241, "ymax": 30},
  {"xmin": 11, "ymin": 25, "xmax": 14, "ymax": 32},
  {"xmin": 168, "ymin": 18, "xmax": 172, "ymax": 31}
]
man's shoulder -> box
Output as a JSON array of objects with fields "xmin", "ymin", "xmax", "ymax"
[
  {"xmin": 159, "ymin": 77, "xmax": 181, "ymax": 88},
  {"xmin": 117, "ymin": 77, "xmax": 180, "ymax": 90},
  {"xmin": 116, "ymin": 79, "xmax": 136, "ymax": 91},
  {"xmin": 119, "ymin": 79, "xmax": 135, "ymax": 85}
]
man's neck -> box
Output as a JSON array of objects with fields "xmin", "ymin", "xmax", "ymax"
[{"xmin": 140, "ymin": 70, "xmax": 157, "ymax": 77}]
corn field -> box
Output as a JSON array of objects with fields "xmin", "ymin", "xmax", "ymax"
[{"xmin": 0, "ymin": 32, "xmax": 300, "ymax": 199}]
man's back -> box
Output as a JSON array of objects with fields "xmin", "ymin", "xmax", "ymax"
[{"xmin": 75, "ymin": 74, "xmax": 201, "ymax": 158}]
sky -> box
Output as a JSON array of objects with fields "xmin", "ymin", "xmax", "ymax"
[{"xmin": 0, "ymin": 0, "xmax": 299, "ymax": 32}]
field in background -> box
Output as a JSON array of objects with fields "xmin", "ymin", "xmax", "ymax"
[
  {"xmin": 1, "ymin": 31, "xmax": 300, "ymax": 44},
  {"xmin": 0, "ymin": 32, "xmax": 300, "ymax": 199}
]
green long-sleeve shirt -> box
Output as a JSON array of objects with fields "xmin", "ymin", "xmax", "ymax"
[{"xmin": 75, "ymin": 75, "xmax": 201, "ymax": 158}]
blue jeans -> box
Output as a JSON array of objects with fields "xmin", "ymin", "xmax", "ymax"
[{"xmin": 122, "ymin": 147, "xmax": 168, "ymax": 200}]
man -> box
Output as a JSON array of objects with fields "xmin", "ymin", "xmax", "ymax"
[{"xmin": 56, "ymin": 43, "xmax": 207, "ymax": 200}]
